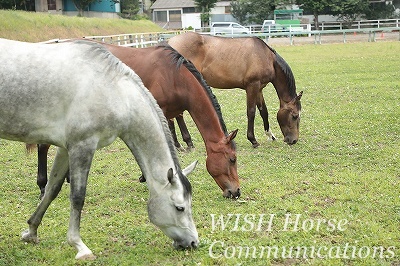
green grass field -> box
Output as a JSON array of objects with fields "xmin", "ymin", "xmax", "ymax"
[{"xmin": 0, "ymin": 40, "xmax": 399, "ymax": 265}]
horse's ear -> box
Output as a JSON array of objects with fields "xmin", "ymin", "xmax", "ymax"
[
  {"xmin": 167, "ymin": 168, "xmax": 174, "ymax": 184},
  {"xmin": 182, "ymin": 160, "xmax": 198, "ymax": 176},
  {"xmin": 296, "ymin": 91, "xmax": 303, "ymax": 101},
  {"xmin": 226, "ymin": 129, "xmax": 238, "ymax": 143}
]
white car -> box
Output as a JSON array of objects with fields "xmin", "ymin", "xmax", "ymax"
[{"xmin": 210, "ymin": 22, "xmax": 250, "ymax": 35}]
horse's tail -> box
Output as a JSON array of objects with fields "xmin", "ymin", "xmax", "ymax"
[{"xmin": 26, "ymin": 144, "xmax": 36, "ymax": 154}]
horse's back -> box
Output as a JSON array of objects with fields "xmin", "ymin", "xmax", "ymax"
[
  {"xmin": 169, "ymin": 33, "xmax": 275, "ymax": 89},
  {"xmin": 0, "ymin": 38, "xmax": 148, "ymax": 147}
]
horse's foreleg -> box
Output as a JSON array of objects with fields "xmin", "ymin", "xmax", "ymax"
[
  {"xmin": 67, "ymin": 141, "xmax": 97, "ymax": 260},
  {"xmin": 256, "ymin": 92, "xmax": 276, "ymax": 141},
  {"xmin": 246, "ymin": 86, "xmax": 260, "ymax": 148},
  {"xmin": 37, "ymin": 144, "xmax": 51, "ymax": 200},
  {"xmin": 168, "ymin": 119, "xmax": 185, "ymax": 151},
  {"xmin": 176, "ymin": 114, "xmax": 194, "ymax": 150},
  {"xmin": 22, "ymin": 147, "xmax": 69, "ymax": 243}
]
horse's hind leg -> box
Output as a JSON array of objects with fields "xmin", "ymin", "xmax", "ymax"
[
  {"xmin": 176, "ymin": 114, "xmax": 194, "ymax": 150},
  {"xmin": 22, "ymin": 147, "xmax": 69, "ymax": 243},
  {"xmin": 168, "ymin": 119, "xmax": 185, "ymax": 152},
  {"xmin": 37, "ymin": 144, "xmax": 50, "ymax": 200},
  {"xmin": 66, "ymin": 141, "xmax": 97, "ymax": 260},
  {"xmin": 246, "ymin": 85, "xmax": 260, "ymax": 148},
  {"xmin": 256, "ymin": 92, "xmax": 276, "ymax": 141}
]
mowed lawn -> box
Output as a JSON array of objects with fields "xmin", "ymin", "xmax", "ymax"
[{"xmin": 0, "ymin": 41, "xmax": 398, "ymax": 265}]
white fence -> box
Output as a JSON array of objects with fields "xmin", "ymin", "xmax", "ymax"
[
  {"xmin": 83, "ymin": 30, "xmax": 190, "ymax": 48},
  {"xmin": 61, "ymin": 19, "xmax": 399, "ymax": 48},
  {"xmin": 318, "ymin": 18, "xmax": 400, "ymax": 31}
]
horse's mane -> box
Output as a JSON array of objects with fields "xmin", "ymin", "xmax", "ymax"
[
  {"xmin": 157, "ymin": 43, "xmax": 229, "ymax": 135},
  {"xmin": 73, "ymin": 40, "xmax": 192, "ymax": 197},
  {"xmin": 254, "ymin": 37, "xmax": 297, "ymax": 99}
]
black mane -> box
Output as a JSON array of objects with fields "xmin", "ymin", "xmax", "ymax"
[
  {"xmin": 157, "ymin": 43, "xmax": 229, "ymax": 135},
  {"xmin": 254, "ymin": 37, "xmax": 297, "ymax": 99}
]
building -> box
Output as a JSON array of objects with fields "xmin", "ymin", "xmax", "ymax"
[
  {"xmin": 35, "ymin": 0, "xmax": 120, "ymax": 18},
  {"xmin": 150, "ymin": 0, "xmax": 235, "ymax": 29}
]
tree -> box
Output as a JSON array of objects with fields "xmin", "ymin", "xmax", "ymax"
[
  {"xmin": 0, "ymin": 0, "xmax": 34, "ymax": 10},
  {"xmin": 330, "ymin": 0, "xmax": 369, "ymax": 28},
  {"xmin": 231, "ymin": 0, "xmax": 294, "ymax": 25},
  {"xmin": 194, "ymin": 0, "xmax": 218, "ymax": 27},
  {"xmin": 230, "ymin": 0, "xmax": 251, "ymax": 24},
  {"xmin": 296, "ymin": 0, "xmax": 331, "ymax": 29},
  {"xmin": 120, "ymin": 0, "xmax": 139, "ymax": 19},
  {"xmin": 72, "ymin": 0, "xmax": 101, "ymax": 16},
  {"xmin": 364, "ymin": 1, "xmax": 395, "ymax": 20}
]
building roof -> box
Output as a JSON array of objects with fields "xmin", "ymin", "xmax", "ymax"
[{"xmin": 151, "ymin": 0, "xmax": 196, "ymax": 9}]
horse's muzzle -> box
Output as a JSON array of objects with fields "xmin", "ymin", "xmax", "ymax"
[
  {"xmin": 223, "ymin": 188, "xmax": 241, "ymax": 199},
  {"xmin": 173, "ymin": 239, "xmax": 199, "ymax": 250},
  {"xmin": 284, "ymin": 136, "xmax": 298, "ymax": 145}
]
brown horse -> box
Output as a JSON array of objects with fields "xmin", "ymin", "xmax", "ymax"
[
  {"xmin": 169, "ymin": 32, "xmax": 303, "ymax": 147},
  {"xmin": 30, "ymin": 43, "xmax": 240, "ymax": 199}
]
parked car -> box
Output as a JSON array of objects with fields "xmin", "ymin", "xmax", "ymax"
[{"xmin": 210, "ymin": 22, "xmax": 250, "ymax": 35}]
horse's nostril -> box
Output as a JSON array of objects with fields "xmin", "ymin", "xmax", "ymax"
[
  {"xmin": 236, "ymin": 188, "xmax": 241, "ymax": 198},
  {"xmin": 191, "ymin": 241, "xmax": 198, "ymax": 248}
]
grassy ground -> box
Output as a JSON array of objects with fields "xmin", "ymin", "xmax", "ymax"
[
  {"xmin": 0, "ymin": 40, "xmax": 399, "ymax": 264},
  {"xmin": 0, "ymin": 10, "xmax": 163, "ymax": 42}
]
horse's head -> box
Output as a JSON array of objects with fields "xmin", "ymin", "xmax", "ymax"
[
  {"xmin": 277, "ymin": 91, "xmax": 303, "ymax": 145},
  {"xmin": 206, "ymin": 129, "xmax": 240, "ymax": 198},
  {"xmin": 147, "ymin": 161, "xmax": 199, "ymax": 249}
]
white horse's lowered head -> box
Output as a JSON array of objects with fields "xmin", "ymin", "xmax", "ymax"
[{"xmin": 0, "ymin": 38, "xmax": 198, "ymax": 259}]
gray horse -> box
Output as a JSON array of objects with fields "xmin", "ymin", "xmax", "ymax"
[{"xmin": 0, "ymin": 38, "xmax": 198, "ymax": 260}]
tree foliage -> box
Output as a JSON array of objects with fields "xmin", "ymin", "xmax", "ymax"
[
  {"xmin": 71, "ymin": 0, "xmax": 101, "ymax": 16},
  {"xmin": 0, "ymin": 0, "xmax": 34, "ymax": 10},
  {"xmin": 296, "ymin": 0, "xmax": 330, "ymax": 29},
  {"xmin": 330, "ymin": 0, "xmax": 370, "ymax": 27},
  {"xmin": 194, "ymin": 0, "xmax": 218, "ymax": 27},
  {"xmin": 231, "ymin": 0, "xmax": 293, "ymax": 25},
  {"xmin": 119, "ymin": 0, "xmax": 139, "ymax": 19}
]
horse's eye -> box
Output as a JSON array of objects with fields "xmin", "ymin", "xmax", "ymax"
[
  {"xmin": 176, "ymin": 206, "xmax": 185, "ymax": 212},
  {"xmin": 230, "ymin": 157, "xmax": 236, "ymax": 164}
]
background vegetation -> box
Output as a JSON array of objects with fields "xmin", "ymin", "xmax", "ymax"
[
  {"xmin": 0, "ymin": 11, "xmax": 399, "ymax": 266},
  {"xmin": 231, "ymin": 0, "xmax": 399, "ymax": 28}
]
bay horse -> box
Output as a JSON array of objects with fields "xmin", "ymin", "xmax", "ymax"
[
  {"xmin": 0, "ymin": 38, "xmax": 198, "ymax": 260},
  {"xmin": 169, "ymin": 32, "xmax": 303, "ymax": 147},
  {"xmin": 30, "ymin": 42, "xmax": 240, "ymax": 199}
]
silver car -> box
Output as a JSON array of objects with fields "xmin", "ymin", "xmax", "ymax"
[{"xmin": 210, "ymin": 22, "xmax": 250, "ymax": 35}]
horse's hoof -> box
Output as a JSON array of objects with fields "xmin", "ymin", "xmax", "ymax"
[
  {"xmin": 185, "ymin": 146, "xmax": 194, "ymax": 153},
  {"xmin": 21, "ymin": 230, "xmax": 39, "ymax": 244},
  {"xmin": 76, "ymin": 252, "xmax": 96, "ymax": 260},
  {"xmin": 177, "ymin": 146, "xmax": 186, "ymax": 152},
  {"xmin": 252, "ymin": 142, "xmax": 260, "ymax": 148},
  {"xmin": 139, "ymin": 175, "xmax": 146, "ymax": 183},
  {"xmin": 265, "ymin": 130, "xmax": 277, "ymax": 141}
]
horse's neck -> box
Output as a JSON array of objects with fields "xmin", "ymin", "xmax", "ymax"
[
  {"xmin": 272, "ymin": 66, "xmax": 295, "ymax": 106},
  {"xmin": 132, "ymin": 141, "xmax": 174, "ymax": 194},
  {"xmin": 185, "ymin": 81, "xmax": 226, "ymax": 148}
]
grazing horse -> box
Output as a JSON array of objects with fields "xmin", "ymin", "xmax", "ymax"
[
  {"xmin": 169, "ymin": 32, "xmax": 303, "ymax": 147},
  {"xmin": 30, "ymin": 43, "xmax": 240, "ymax": 199},
  {"xmin": 0, "ymin": 38, "xmax": 198, "ymax": 260}
]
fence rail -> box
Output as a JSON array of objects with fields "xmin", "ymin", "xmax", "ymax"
[
  {"xmin": 318, "ymin": 19, "xmax": 400, "ymax": 31},
  {"xmin": 48, "ymin": 26, "xmax": 398, "ymax": 48},
  {"xmin": 83, "ymin": 30, "xmax": 190, "ymax": 48}
]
